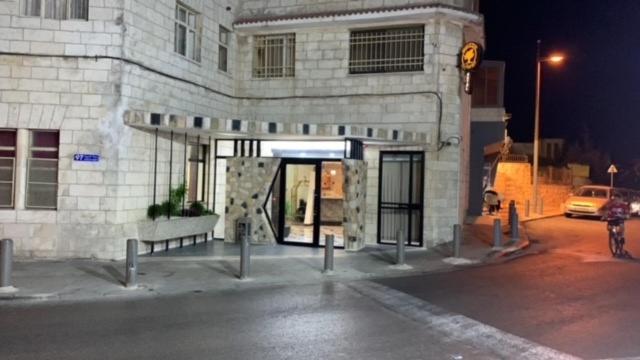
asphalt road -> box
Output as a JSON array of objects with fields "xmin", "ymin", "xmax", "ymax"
[
  {"xmin": 0, "ymin": 281, "xmax": 526, "ymax": 360},
  {"xmin": 2, "ymin": 216, "xmax": 639, "ymax": 360},
  {"xmin": 379, "ymin": 216, "xmax": 640, "ymax": 360}
]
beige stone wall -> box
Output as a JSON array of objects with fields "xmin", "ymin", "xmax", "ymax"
[{"xmin": 493, "ymin": 162, "xmax": 571, "ymax": 216}]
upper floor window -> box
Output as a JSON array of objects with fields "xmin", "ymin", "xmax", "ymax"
[
  {"xmin": 253, "ymin": 33, "xmax": 295, "ymax": 79},
  {"xmin": 0, "ymin": 130, "xmax": 17, "ymax": 209},
  {"xmin": 23, "ymin": 0, "xmax": 89, "ymax": 20},
  {"xmin": 349, "ymin": 26, "xmax": 424, "ymax": 74},
  {"xmin": 26, "ymin": 130, "xmax": 59, "ymax": 209},
  {"xmin": 175, "ymin": 3, "xmax": 202, "ymax": 62},
  {"xmin": 472, "ymin": 62, "xmax": 505, "ymax": 108},
  {"xmin": 218, "ymin": 26, "xmax": 230, "ymax": 72}
]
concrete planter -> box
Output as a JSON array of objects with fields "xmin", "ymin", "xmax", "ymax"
[{"xmin": 137, "ymin": 214, "xmax": 219, "ymax": 241}]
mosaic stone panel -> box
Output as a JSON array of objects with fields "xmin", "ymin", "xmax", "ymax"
[
  {"xmin": 343, "ymin": 159, "xmax": 368, "ymax": 251},
  {"xmin": 224, "ymin": 158, "xmax": 281, "ymax": 244}
]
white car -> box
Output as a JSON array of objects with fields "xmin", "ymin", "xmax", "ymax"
[{"xmin": 564, "ymin": 185, "xmax": 612, "ymax": 218}]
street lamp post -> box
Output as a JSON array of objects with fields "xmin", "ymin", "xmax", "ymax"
[{"xmin": 532, "ymin": 40, "xmax": 564, "ymax": 212}]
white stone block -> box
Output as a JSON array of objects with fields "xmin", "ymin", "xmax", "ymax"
[
  {"xmin": 29, "ymin": 91, "xmax": 60, "ymax": 105},
  {"xmin": 1, "ymin": 91, "xmax": 28, "ymax": 103},
  {"xmin": 17, "ymin": 211, "xmax": 57, "ymax": 224},
  {"xmin": 24, "ymin": 29, "xmax": 54, "ymax": 42},
  {"xmin": 70, "ymin": 184, "xmax": 107, "ymax": 197},
  {"xmin": 54, "ymin": 31, "xmax": 81, "ymax": 43},
  {"xmin": 30, "ymin": 42, "xmax": 65, "ymax": 55}
]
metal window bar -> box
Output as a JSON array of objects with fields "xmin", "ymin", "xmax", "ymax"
[
  {"xmin": 349, "ymin": 26, "xmax": 424, "ymax": 74},
  {"xmin": 26, "ymin": 158, "xmax": 58, "ymax": 209},
  {"xmin": 0, "ymin": 157, "xmax": 15, "ymax": 208},
  {"xmin": 253, "ymin": 34, "xmax": 295, "ymax": 78},
  {"xmin": 24, "ymin": 0, "xmax": 88, "ymax": 20}
]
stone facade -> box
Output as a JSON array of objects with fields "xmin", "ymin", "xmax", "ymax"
[
  {"xmin": 493, "ymin": 162, "xmax": 571, "ymax": 217},
  {"xmin": 343, "ymin": 159, "xmax": 367, "ymax": 251},
  {"xmin": 224, "ymin": 157, "xmax": 280, "ymax": 244},
  {"xmin": 0, "ymin": 0, "xmax": 483, "ymax": 258}
]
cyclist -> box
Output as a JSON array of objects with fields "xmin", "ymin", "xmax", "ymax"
[{"xmin": 604, "ymin": 193, "xmax": 630, "ymax": 238}]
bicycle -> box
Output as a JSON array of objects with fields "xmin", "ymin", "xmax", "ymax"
[{"xmin": 607, "ymin": 218, "xmax": 628, "ymax": 257}]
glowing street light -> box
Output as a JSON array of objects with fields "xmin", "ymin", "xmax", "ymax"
[
  {"xmin": 548, "ymin": 55, "xmax": 565, "ymax": 63},
  {"xmin": 532, "ymin": 41, "xmax": 566, "ymax": 213}
]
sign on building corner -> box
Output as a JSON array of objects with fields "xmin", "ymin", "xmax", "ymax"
[
  {"xmin": 460, "ymin": 41, "xmax": 484, "ymax": 94},
  {"xmin": 74, "ymin": 154, "xmax": 100, "ymax": 162}
]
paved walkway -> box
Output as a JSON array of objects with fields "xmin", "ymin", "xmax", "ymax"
[{"xmin": 0, "ymin": 219, "xmax": 532, "ymax": 304}]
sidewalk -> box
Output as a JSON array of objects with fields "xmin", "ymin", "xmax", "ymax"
[{"xmin": 0, "ymin": 221, "xmax": 531, "ymax": 304}]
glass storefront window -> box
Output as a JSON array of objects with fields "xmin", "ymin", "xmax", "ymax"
[{"xmin": 260, "ymin": 141, "xmax": 345, "ymax": 158}]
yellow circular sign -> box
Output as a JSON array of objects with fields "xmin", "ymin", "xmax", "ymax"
[{"xmin": 461, "ymin": 42, "xmax": 483, "ymax": 71}]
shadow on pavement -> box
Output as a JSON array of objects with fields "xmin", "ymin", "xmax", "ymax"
[
  {"xmin": 198, "ymin": 261, "xmax": 238, "ymax": 278},
  {"xmin": 74, "ymin": 265, "xmax": 123, "ymax": 286}
]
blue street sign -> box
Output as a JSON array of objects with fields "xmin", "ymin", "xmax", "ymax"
[{"xmin": 73, "ymin": 154, "xmax": 100, "ymax": 162}]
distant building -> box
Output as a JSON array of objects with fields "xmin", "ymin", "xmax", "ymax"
[
  {"xmin": 510, "ymin": 138, "xmax": 566, "ymax": 164},
  {"xmin": 468, "ymin": 61, "xmax": 507, "ymax": 216}
]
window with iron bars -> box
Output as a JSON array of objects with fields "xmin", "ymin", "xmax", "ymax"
[
  {"xmin": 23, "ymin": 0, "xmax": 89, "ymax": 20},
  {"xmin": 26, "ymin": 130, "xmax": 59, "ymax": 209},
  {"xmin": 349, "ymin": 26, "xmax": 425, "ymax": 74},
  {"xmin": 175, "ymin": 3, "xmax": 202, "ymax": 62},
  {"xmin": 0, "ymin": 130, "xmax": 17, "ymax": 209},
  {"xmin": 253, "ymin": 33, "xmax": 295, "ymax": 79}
]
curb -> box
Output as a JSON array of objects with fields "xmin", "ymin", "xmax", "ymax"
[
  {"xmin": 521, "ymin": 213, "xmax": 563, "ymax": 223},
  {"xmin": 496, "ymin": 238, "xmax": 531, "ymax": 257},
  {"xmin": 0, "ymin": 293, "xmax": 59, "ymax": 301}
]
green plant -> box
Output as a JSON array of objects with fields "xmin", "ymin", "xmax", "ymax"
[
  {"xmin": 146, "ymin": 184, "xmax": 188, "ymax": 219},
  {"xmin": 169, "ymin": 184, "xmax": 186, "ymax": 211},
  {"xmin": 147, "ymin": 204, "xmax": 163, "ymax": 219},
  {"xmin": 189, "ymin": 201, "xmax": 205, "ymax": 217}
]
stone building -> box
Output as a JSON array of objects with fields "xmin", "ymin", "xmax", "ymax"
[{"xmin": 0, "ymin": 0, "xmax": 484, "ymax": 259}]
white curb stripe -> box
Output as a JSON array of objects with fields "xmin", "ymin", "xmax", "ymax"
[{"xmin": 348, "ymin": 281, "xmax": 581, "ymax": 360}]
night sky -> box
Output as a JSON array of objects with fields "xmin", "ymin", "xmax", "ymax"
[{"xmin": 480, "ymin": 0, "xmax": 640, "ymax": 164}]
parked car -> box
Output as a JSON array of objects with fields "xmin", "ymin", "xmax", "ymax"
[
  {"xmin": 628, "ymin": 192, "xmax": 640, "ymax": 216},
  {"xmin": 564, "ymin": 185, "xmax": 612, "ymax": 218},
  {"xmin": 564, "ymin": 185, "xmax": 639, "ymax": 219}
]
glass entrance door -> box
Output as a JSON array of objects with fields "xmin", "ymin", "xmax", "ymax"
[
  {"xmin": 273, "ymin": 159, "xmax": 345, "ymax": 247},
  {"xmin": 377, "ymin": 152, "xmax": 424, "ymax": 247},
  {"xmin": 282, "ymin": 163, "xmax": 317, "ymax": 245}
]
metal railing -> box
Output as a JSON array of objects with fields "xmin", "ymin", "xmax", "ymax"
[
  {"xmin": 501, "ymin": 154, "xmax": 529, "ymax": 163},
  {"xmin": 26, "ymin": 158, "xmax": 58, "ymax": 209},
  {"xmin": 253, "ymin": 33, "xmax": 295, "ymax": 78},
  {"xmin": 349, "ymin": 26, "xmax": 424, "ymax": 74}
]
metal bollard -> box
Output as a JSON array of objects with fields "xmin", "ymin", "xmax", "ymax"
[
  {"xmin": 396, "ymin": 229, "xmax": 406, "ymax": 266},
  {"xmin": 125, "ymin": 239, "xmax": 138, "ymax": 288},
  {"xmin": 525, "ymin": 200, "xmax": 530, "ymax": 218},
  {"xmin": 1, "ymin": 239, "xmax": 13, "ymax": 288},
  {"xmin": 511, "ymin": 212, "xmax": 520, "ymax": 241},
  {"xmin": 240, "ymin": 227, "xmax": 250, "ymax": 280},
  {"xmin": 453, "ymin": 224, "xmax": 462, "ymax": 258},
  {"xmin": 508, "ymin": 200, "xmax": 516, "ymax": 225},
  {"xmin": 324, "ymin": 234, "xmax": 335, "ymax": 273},
  {"xmin": 493, "ymin": 219, "xmax": 502, "ymax": 248}
]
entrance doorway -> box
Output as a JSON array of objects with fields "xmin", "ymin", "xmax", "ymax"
[
  {"xmin": 267, "ymin": 159, "xmax": 345, "ymax": 247},
  {"xmin": 377, "ymin": 152, "xmax": 424, "ymax": 247}
]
